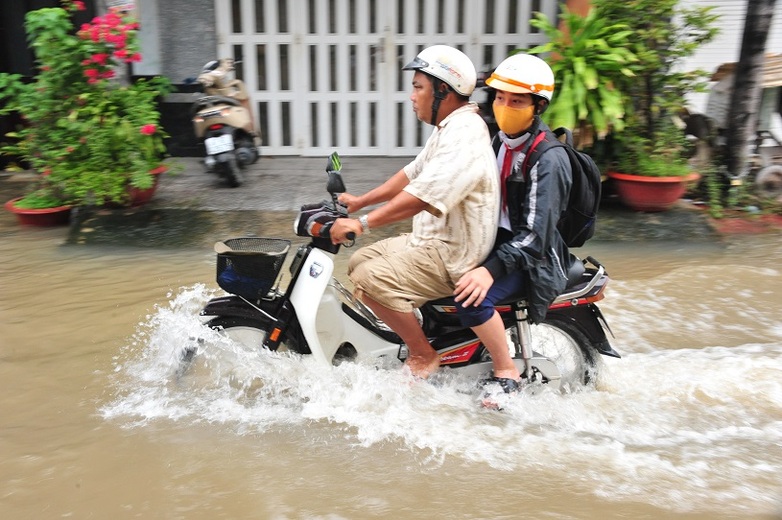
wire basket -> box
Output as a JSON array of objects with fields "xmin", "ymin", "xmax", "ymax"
[{"xmin": 215, "ymin": 238, "xmax": 291, "ymax": 300}]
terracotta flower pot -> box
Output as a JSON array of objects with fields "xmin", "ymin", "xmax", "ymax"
[
  {"xmin": 126, "ymin": 165, "xmax": 167, "ymax": 207},
  {"xmin": 607, "ymin": 171, "xmax": 700, "ymax": 212},
  {"xmin": 4, "ymin": 198, "xmax": 72, "ymax": 226}
]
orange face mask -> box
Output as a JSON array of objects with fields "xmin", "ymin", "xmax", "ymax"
[{"xmin": 493, "ymin": 102, "xmax": 535, "ymax": 136}]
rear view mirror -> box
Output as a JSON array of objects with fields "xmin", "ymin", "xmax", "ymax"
[{"xmin": 326, "ymin": 151, "xmax": 346, "ymax": 195}]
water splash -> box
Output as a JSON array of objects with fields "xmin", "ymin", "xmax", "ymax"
[{"xmin": 101, "ymin": 278, "xmax": 782, "ymax": 516}]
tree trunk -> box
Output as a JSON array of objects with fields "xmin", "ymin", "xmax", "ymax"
[{"xmin": 725, "ymin": 0, "xmax": 777, "ymax": 178}]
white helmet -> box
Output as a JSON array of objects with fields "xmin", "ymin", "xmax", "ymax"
[
  {"xmin": 403, "ymin": 45, "xmax": 477, "ymax": 97},
  {"xmin": 486, "ymin": 54, "xmax": 555, "ymax": 102}
]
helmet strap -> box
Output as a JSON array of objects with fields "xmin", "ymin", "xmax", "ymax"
[
  {"xmin": 430, "ymin": 78, "xmax": 449, "ymax": 126},
  {"xmin": 533, "ymin": 95, "xmax": 549, "ymax": 116}
]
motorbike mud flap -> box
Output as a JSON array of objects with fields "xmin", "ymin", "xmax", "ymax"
[
  {"xmin": 548, "ymin": 305, "xmax": 620, "ymax": 359},
  {"xmin": 289, "ymin": 247, "xmax": 335, "ymax": 366}
]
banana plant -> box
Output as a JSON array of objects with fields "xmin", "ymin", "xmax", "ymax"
[{"xmin": 528, "ymin": 7, "xmax": 637, "ymax": 144}]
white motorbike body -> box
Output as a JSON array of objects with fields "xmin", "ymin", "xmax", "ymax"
[
  {"xmin": 198, "ymin": 153, "xmax": 617, "ymax": 393},
  {"xmin": 289, "ymin": 247, "xmax": 400, "ymax": 366}
]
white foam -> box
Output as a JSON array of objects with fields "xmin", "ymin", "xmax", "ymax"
[{"xmin": 101, "ymin": 280, "xmax": 782, "ymax": 516}]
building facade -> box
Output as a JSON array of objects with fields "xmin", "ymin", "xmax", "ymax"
[
  {"xmin": 138, "ymin": 0, "xmax": 561, "ymax": 156},
  {"xmin": 2, "ymin": 0, "xmax": 780, "ymax": 158}
]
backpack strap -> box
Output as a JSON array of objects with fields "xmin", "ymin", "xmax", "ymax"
[
  {"xmin": 520, "ymin": 130, "xmax": 554, "ymax": 179},
  {"xmin": 491, "ymin": 133, "xmax": 501, "ymax": 156}
]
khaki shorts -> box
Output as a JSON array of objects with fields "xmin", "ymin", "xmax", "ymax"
[{"xmin": 348, "ymin": 234, "xmax": 455, "ymax": 313}]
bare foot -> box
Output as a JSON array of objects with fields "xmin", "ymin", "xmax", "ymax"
[{"xmin": 403, "ymin": 354, "xmax": 441, "ymax": 379}]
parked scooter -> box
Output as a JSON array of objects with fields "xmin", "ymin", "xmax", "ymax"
[
  {"xmin": 190, "ymin": 58, "xmax": 260, "ymax": 187},
  {"xmin": 189, "ymin": 153, "xmax": 619, "ymax": 397}
]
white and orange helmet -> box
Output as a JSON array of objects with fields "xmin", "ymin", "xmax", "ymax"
[{"xmin": 486, "ymin": 54, "xmax": 555, "ymax": 102}]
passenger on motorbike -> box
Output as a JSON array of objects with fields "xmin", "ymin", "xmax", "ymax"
[
  {"xmin": 453, "ymin": 54, "xmax": 576, "ymax": 395},
  {"xmin": 329, "ymin": 45, "xmax": 500, "ymax": 379}
]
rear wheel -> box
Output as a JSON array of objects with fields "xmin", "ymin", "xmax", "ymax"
[
  {"xmin": 523, "ymin": 318, "xmax": 599, "ymax": 387},
  {"xmin": 224, "ymin": 157, "xmax": 244, "ymax": 187}
]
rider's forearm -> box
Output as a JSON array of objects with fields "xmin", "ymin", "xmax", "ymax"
[
  {"xmin": 365, "ymin": 191, "xmax": 428, "ymax": 229},
  {"xmin": 356, "ymin": 169, "xmax": 409, "ymax": 209}
]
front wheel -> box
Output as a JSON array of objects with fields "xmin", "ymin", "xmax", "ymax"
[
  {"xmin": 206, "ymin": 316, "xmax": 310, "ymax": 355},
  {"xmin": 207, "ymin": 317, "xmax": 272, "ymax": 349}
]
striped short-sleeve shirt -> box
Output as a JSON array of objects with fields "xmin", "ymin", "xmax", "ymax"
[{"xmin": 403, "ymin": 103, "xmax": 500, "ymax": 282}]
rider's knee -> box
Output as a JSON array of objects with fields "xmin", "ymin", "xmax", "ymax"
[{"xmin": 456, "ymin": 301, "xmax": 495, "ymax": 328}]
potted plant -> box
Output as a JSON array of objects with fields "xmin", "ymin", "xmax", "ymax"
[
  {"xmin": 0, "ymin": 1, "xmax": 173, "ymax": 225},
  {"xmin": 595, "ymin": 0, "xmax": 719, "ymax": 211},
  {"xmin": 528, "ymin": 6, "xmax": 638, "ymax": 147}
]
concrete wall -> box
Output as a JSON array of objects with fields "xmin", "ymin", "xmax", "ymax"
[{"xmin": 152, "ymin": 0, "xmax": 217, "ymax": 82}]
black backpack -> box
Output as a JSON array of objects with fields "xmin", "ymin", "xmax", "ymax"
[{"xmin": 494, "ymin": 127, "xmax": 601, "ymax": 248}]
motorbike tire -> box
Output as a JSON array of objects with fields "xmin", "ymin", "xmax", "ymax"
[
  {"xmin": 525, "ymin": 318, "xmax": 600, "ymax": 387},
  {"xmin": 225, "ymin": 157, "xmax": 244, "ymax": 187},
  {"xmin": 205, "ymin": 316, "xmax": 310, "ymax": 355}
]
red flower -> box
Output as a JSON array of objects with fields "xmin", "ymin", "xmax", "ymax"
[
  {"xmin": 91, "ymin": 53, "xmax": 109, "ymax": 65},
  {"xmin": 140, "ymin": 124, "xmax": 157, "ymax": 136}
]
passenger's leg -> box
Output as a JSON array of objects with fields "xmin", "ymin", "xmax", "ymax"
[{"xmin": 457, "ymin": 270, "xmax": 525, "ymax": 381}]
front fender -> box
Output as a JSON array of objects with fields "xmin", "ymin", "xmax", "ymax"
[{"xmin": 200, "ymin": 295, "xmax": 271, "ymax": 321}]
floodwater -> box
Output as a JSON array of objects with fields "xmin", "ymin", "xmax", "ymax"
[{"xmin": 1, "ymin": 212, "xmax": 781, "ymax": 520}]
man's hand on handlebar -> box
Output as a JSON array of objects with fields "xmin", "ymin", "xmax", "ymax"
[
  {"xmin": 337, "ymin": 193, "xmax": 363, "ymax": 214},
  {"xmin": 329, "ymin": 218, "xmax": 363, "ymax": 245}
]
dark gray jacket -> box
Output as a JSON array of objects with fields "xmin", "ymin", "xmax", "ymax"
[{"xmin": 482, "ymin": 120, "xmax": 574, "ymax": 323}]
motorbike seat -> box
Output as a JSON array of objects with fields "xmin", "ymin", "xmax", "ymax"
[{"xmin": 191, "ymin": 95, "xmax": 243, "ymax": 115}]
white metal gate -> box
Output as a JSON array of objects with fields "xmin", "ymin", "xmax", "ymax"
[{"xmin": 215, "ymin": 0, "xmax": 557, "ymax": 156}]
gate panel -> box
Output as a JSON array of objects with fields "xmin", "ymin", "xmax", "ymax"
[{"xmin": 216, "ymin": 0, "xmax": 558, "ymax": 156}]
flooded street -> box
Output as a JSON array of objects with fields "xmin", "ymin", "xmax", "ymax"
[{"xmin": 1, "ymin": 209, "xmax": 781, "ymax": 519}]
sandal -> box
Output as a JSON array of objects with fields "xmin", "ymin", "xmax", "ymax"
[
  {"xmin": 479, "ymin": 376, "xmax": 522, "ymax": 394},
  {"xmin": 479, "ymin": 376, "xmax": 522, "ymax": 410}
]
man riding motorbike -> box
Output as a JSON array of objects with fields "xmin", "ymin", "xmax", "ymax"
[{"xmin": 329, "ymin": 45, "xmax": 500, "ymax": 379}]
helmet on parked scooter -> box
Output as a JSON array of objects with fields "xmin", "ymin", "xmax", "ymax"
[
  {"xmin": 403, "ymin": 45, "xmax": 477, "ymax": 97},
  {"xmin": 201, "ymin": 60, "xmax": 220, "ymax": 74},
  {"xmin": 486, "ymin": 54, "xmax": 555, "ymax": 103}
]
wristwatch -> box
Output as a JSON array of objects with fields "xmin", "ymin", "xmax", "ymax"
[{"xmin": 358, "ymin": 214, "xmax": 371, "ymax": 234}]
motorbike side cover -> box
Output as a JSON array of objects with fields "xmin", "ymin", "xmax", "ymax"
[{"xmin": 289, "ymin": 248, "xmax": 400, "ymax": 366}]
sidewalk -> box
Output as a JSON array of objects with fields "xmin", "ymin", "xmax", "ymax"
[
  {"xmin": 153, "ymin": 155, "xmax": 722, "ymax": 242},
  {"xmin": 1, "ymin": 154, "xmax": 739, "ymax": 246},
  {"xmin": 153, "ymin": 155, "xmax": 414, "ymax": 211}
]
